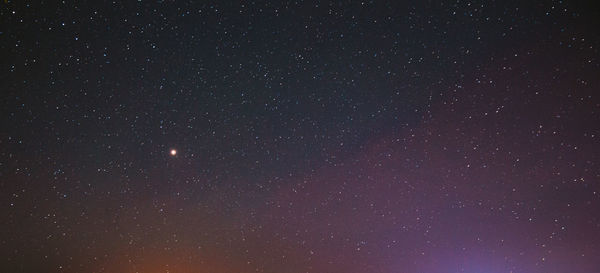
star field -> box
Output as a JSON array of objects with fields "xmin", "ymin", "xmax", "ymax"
[{"xmin": 1, "ymin": 1, "xmax": 599, "ymax": 272}]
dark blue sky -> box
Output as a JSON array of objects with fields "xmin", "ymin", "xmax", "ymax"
[{"xmin": 1, "ymin": 1, "xmax": 599, "ymax": 272}]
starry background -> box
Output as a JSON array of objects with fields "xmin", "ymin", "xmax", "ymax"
[{"xmin": 1, "ymin": 1, "xmax": 599, "ymax": 272}]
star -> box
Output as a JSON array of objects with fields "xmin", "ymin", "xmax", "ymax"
[{"xmin": 170, "ymin": 149, "xmax": 177, "ymax": 156}]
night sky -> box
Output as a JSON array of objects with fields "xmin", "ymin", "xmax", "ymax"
[{"xmin": 1, "ymin": 1, "xmax": 600, "ymax": 272}]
